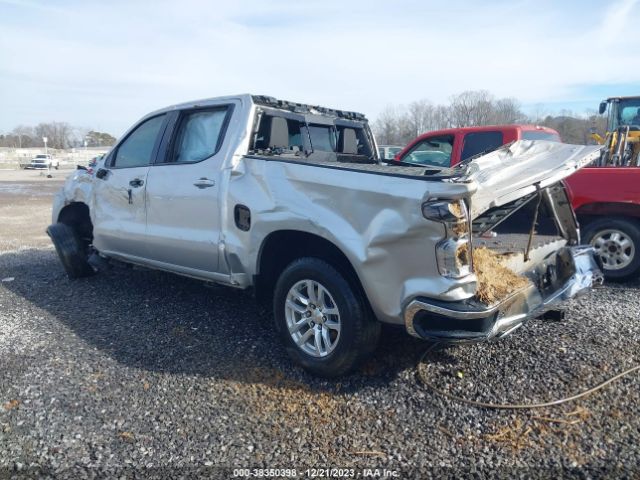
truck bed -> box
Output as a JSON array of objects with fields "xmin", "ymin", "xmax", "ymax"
[{"xmin": 245, "ymin": 154, "xmax": 460, "ymax": 181}]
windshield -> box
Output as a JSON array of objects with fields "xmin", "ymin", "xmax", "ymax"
[{"xmin": 616, "ymin": 98, "xmax": 640, "ymax": 129}]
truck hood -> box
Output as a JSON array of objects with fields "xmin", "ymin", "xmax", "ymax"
[{"xmin": 460, "ymin": 140, "xmax": 602, "ymax": 218}]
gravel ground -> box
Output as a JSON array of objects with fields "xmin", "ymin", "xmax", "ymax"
[{"xmin": 0, "ymin": 176, "xmax": 639, "ymax": 478}]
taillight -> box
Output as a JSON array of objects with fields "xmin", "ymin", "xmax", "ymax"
[{"xmin": 422, "ymin": 199, "xmax": 472, "ymax": 278}]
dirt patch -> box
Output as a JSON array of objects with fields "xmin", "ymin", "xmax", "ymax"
[
  {"xmin": 0, "ymin": 170, "xmax": 67, "ymax": 252},
  {"xmin": 473, "ymin": 247, "xmax": 530, "ymax": 304}
]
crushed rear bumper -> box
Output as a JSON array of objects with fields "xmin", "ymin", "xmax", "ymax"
[{"xmin": 404, "ymin": 246, "xmax": 603, "ymax": 342}]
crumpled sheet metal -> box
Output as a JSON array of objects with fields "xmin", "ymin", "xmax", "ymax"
[
  {"xmin": 461, "ymin": 140, "xmax": 602, "ymax": 218},
  {"xmin": 51, "ymin": 169, "xmax": 96, "ymax": 224},
  {"xmin": 223, "ymin": 157, "xmax": 478, "ymax": 324}
]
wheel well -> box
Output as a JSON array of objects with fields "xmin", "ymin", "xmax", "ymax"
[
  {"xmin": 255, "ymin": 230, "xmax": 365, "ymax": 306},
  {"xmin": 576, "ymin": 202, "xmax": 640, "ymax": 226},
  {"xmin": 57, "ymin": 202, "xmax": 93, "ymax": 243},
  {"xmin": 578, "ymin": 213, "xmax": 640, "ymax": 231}
]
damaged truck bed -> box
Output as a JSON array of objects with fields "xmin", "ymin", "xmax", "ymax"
[{"xmin": 49, "ymin": 94, "xmax": 603, "ymax": 376}]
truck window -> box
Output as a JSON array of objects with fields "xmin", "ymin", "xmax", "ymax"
[
  {"xmin": 619, "ymin": 99, "xmax": 640, "ymax": 127},
  {"xmin": 461, "ymin": 131, "xmax": 504, "ymax": 161},
  {"xmin": 336, "ymin": 126, "xmax": 372, "ymax": 156},
  {"xmin": 171, "ymin": 108, "xmax": 229, "ymax": 163},
  {"xmin": 253, "ymin": 115, "xmax": 305, "ymax": 152},
  {"xmin": 308, "ymin": 124, "xmax": 337, "ymax": 152},
  {"xmin": 401, "ymin": 135, "xmax": 454, "ymax": 167},
  {"xmin": 113, "ymin": 114, "xmax": 166, "ymax": 168},
  {"xmin": 522, "ymin": 131, "xmax": 561, "ymax": 142}
]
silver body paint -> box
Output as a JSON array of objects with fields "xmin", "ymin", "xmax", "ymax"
[{"xmin": 52, "ymin": 94, "xmax": 602, "ymax": 335}]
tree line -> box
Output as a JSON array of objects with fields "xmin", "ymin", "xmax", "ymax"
[
  {"xmin": 0, "ymin": 122, "xmax": 116, "ymax": 149},
  {"xmin": 372, "ymin": 90, "xmax": 607, "ymax": 146}
]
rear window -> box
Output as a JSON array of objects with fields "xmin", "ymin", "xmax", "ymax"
[
  {"xmin": 522, "ymin": 131, "xmax": 561, "ymax": 142},
  {"xmin": 461, "ymin": 131, "xmax": 504, "ymax": 161},
  {"xmin": 308, "ymin": 124, "xmax": 337, "ymax": 152}
]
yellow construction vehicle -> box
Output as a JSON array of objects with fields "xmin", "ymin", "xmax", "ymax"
[{"xmin": 592, "ymin": 96, "xmax": 640, "ymax": 166}]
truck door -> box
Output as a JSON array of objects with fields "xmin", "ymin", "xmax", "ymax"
[
  {"xmin": 92, "ymin": 113, "xmax": 167, "ymax": 259},
  {"xmin": 143, "ymin": 104, "xmax": 234, "ymax": 274}
]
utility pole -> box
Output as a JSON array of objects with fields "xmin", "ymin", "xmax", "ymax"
[{"xmin": 43, "ymin": 136, "xmax": 50, "ymax": 173}]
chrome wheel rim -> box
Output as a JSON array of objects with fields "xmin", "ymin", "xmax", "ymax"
[
  {"xmin": 285, "ymin": 280, "xmax": 341, "ymax": 357},
  {"xmin": 591, "ymin": 229, "xmax": 635, "ymax": 271}
]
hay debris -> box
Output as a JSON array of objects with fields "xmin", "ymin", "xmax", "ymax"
[
  {"xmin": 449, "ymin": 202, "xmax": 468, "ymax": 237},
  {"xmin": 456, "ymin": 242, "xmax": 470, "ymax": 268},
  {"xmin": 473, "ymin": 247, "xmax": 530, "ymax": 305},
  {"xmin": 449, "ymin": 201, "xmax": 463, "ymax": 218}
]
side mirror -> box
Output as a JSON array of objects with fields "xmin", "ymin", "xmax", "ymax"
[
  {"xmin": 393, "ymin": 153, "xmax": 401, "ymax": 162},
  {"xmin": 96, "ymin": 168, "xmax": 110, "ymax": 180},
  {"xmin": 599, "ymin": 101, "xmax": 607, "ymax": 115}
]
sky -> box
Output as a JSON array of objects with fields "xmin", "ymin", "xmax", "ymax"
[{"xmin": 1, "ymin": 0, "xmax": 639, "ymax": 136}]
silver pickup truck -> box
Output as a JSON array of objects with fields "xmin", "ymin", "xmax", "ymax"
[{"xmin": 48, "ymin": 94, "xmax": 603, "ymax": 376}]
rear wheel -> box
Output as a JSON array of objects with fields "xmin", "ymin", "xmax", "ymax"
[
  {"xmin": 47, "ymin": 223, "xmax": 95, "ymax": 279},
  {"xmin": 582, "ymin": 217, "xmax": 640, "ymax": 280},
  {"xmin": 273, "ymin": 257, "xmax": 380, "ymax": 377}
]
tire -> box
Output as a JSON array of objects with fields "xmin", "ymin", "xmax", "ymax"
[
  {"xmin": 582, "ymin": 217, "xmax": 640, "ymax": 281},
  {"xmin": 46, "ymin": 223, "xmax": 95, "ymax": 279},
  {"xmin": 273, "ymin": 257, "xmax": 380, "ymax": 377}
]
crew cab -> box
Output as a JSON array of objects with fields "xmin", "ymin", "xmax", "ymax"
[{"xmin": 48, "ymin": 95, "xmax": 601, "ymax": 376}]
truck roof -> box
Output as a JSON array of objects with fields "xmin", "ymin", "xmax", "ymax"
[
  {"xmin": 148, "ymin": 94, "xmax": 368, "ymax": 122},
  {"xmin": 411, "ymin": 124, "xmax": 558, "ymax": 138},
  {"xmin": 605, "ymin": 96, "xmax": 640, "ymax": 102}
]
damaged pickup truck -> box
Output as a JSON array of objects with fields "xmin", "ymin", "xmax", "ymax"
[{"xmin": 48, "ymin": 94, "xmax": 603, "ymax": 376}]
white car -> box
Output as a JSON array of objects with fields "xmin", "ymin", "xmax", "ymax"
[{"xmin": 26, "ymin": 154, "xmax": 59, "ymax": 170}]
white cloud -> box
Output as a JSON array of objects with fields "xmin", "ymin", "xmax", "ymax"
[{"xmin": 1, "ymin": 0, "xmax": 639, "ymax": 134}]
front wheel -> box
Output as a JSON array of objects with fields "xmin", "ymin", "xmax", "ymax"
[
  {"xmin": 582, "ymin": 217, "xmax": 640, "ymax": 280},
  {"xmin": 273, "ymin": 257, "xmax": 380, "ymax": 377},
  {"xmin": 47, "ymin": 223, "xmax": 95, "ymax": 279}
]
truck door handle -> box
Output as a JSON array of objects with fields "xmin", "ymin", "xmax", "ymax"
[
  {"xmin": 193, "ymin": 178, "xmax": 215, "ymax": 189},
  {"xmin": 129, "ymin": 178, "xmax": 144, "ymax": 188}
]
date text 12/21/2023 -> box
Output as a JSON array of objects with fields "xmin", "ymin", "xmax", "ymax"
[{"xmin": 232, "ymin": 468, "xmax": 400, "ymax": 478}]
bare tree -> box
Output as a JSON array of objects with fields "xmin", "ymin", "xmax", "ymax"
[
  {"xmin": 448, "ymin": 90, "xmax": 495, "ymax": 127},
  {"xmin": 1, "ymin": 122, "xmax": 117, "ymax": 149},
  {"xmin": 404, "ymin": 100, "xmax": 434, "ymax": 139},
  {"xmin": 530, "ymin": 103, "xmax": 548, "ymax": 124},
  {"xmin": 492, "ymin": 98, "xmax": 524, "ymax": 124},
  {"xmin": 372, "ymin": 106, "xmax": 403, "ymax": 145},
  {"xmin": 34, "ymin": 122, "xmax": 73, "ymax": 149},
  {"xmin": 11, "ymin": 125, "xmax": 36, "ymax": 148}
]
